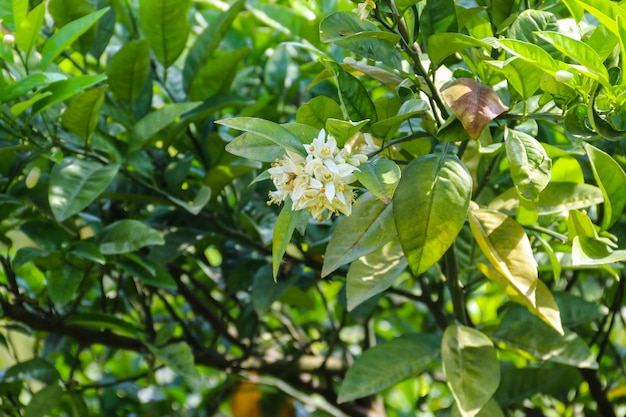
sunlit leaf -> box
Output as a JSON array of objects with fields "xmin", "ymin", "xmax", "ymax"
[
  {"xmin": 47, "ymin": 265, "xmax": 84, "ymax": 306},
  {"xmin": 131, "ymin": 102, "xmax": 202, "ymax": 149},
  {"xmin": 505, "ymin": 129, "xmax": 552, "ymax": 201},
  {"xmin": 106, "ymin": 40, "xmax": 151, "ymax": 104},
  {"xmin": 61, "ymin": 86, "xmax": 106, "ymax": 141},
  {"xmin": 322, "ymin": 60, "xmax": 378, "ymax": 124},
  {"xmin": 428, "ymin": 33, "xmax": 492, "ymax": 68},
  {"xmin": 49, "ymin": 158, "xmax": 119, "ymax": 221},
  {"xmin": 15, "ymin": 2, "xmax": 45, "ymax": 57},
  {"xmin": 148, "ymin": 342, "xmax": 201, "ymax": 384},
  {"xmin": 353, "ymin": 158, "xmax": 401, "ymax": 204},
  {"xmin": 97, "ymin": 220, "xmax": 165, "ymax": 255},
  {"xmin": 272, "ymin": 203, "xmax": 307, "ymax": 280},
  {"xmin": 218, "ymin": 117, "xmax": 307, "ymax": 157},
  {"xmin": 31, "ymin": 74, "xmax": 107, "ymax": 115},
  {"xmin": 296, "ymin": 96, "xmax": 343, "ymax": 129},
  {"xmin": 24, "ymin": 384, "xmax": 63, "ymax": 417},
  {"xmin": 584, "ymin": 143, "xmax": 626, "ymax": 230},
  {"xmin": 441, "ymin": 78, "xmax": 508, "ymax": 139},
  {"xmin": 40, "ymin": 8, "xmax": 109, "ymax": 69}
]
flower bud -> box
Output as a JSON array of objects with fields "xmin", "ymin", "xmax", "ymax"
[
  {"xmin": 555, "ymin": 70, "xmax": 574, "ymax": 83},
  {"xmin": 25, "ymin": 167, "xmax": 40, "ymax": 189},
  {"xmin": 2, "ymin": 34, "xmax": 14, "ymax": 46}
]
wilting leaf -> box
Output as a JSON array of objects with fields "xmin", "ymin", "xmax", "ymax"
[{"xmin": 441, "ymin": 78, "xmax": 508, "ymax": 139}]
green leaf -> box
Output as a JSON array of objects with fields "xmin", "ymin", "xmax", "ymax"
[
  {"xmin": 225, "ymin": 133, "xmax": 287, "ymax": 163},
  {"xmin": 106, "ymin": 40, "xmax": 151, "ymax": 104},
  {"xmin": 555, "ymin": 292, "xmax": 607, "ymax": 327},
  {"xmin": 490, "ymin": 0, "xmax": 520, "ymax": 29},
  {"xmin": 0, "ymin": 72, "xmax": 66, "ymax": 103},
  {"xmin": 487, "ymin": 57, "xmax": 543, "ymax": 99},
  {"xmin": 584, "ymin": 143, "xmax": 626, "ymax": 230},
  {"xmin": 573, "ymin": 0, "xmax": 626, "ymax": 38},
  {"xmin": 272, "ymin": 204, "xmax": 307, "ymax": 280},
  {"xmin": 68, "ymin": 241, "xmax": 105, "ymax": 265},
  {"xmin": 420, "ymin": 0, "xmax": 458, "ymax": 48},
  {"xmin": 61, "ymin": 86, "xmax": 106, "ymax": 140},
  {"xmin": 139, "ymin": 0, "xmax": 189, "ymax": 68},
  {"xmin": 442, "ymin": 324, "xmax": 500, "ymax": 417},
  {"xmin": 370, "ymin": 99, "xmax": 430, "ymax": 139},
  {"xmin": 252, "ymin": 264, "xmax": 299, "ymax": 315},
  {"xmin": 31, "ymin": 74, "xmax": 107, "ymax": 115},
  {"xmin": 24, "ymin": 384, "xmax": 63, "ymax": 417},
  {"xmin": 218, "ymin": 117, "xmax": 307, "ymax": 157},
  {"xmin": 183, "ymin": 0, "xmax": 246, "ymax": 94},
  {"xmin": 322, "ymin": 192, "xmax": 397, "ymax": 277},
  {"xmin": 537, "ymin": 31, "xmax": 609, "ymax": 83},
  {"xmin": 147, "ymin": 342, "xmax": 200, "ymax": 384},
  {"xmin": 353, "ymin": 157, "xmax": 401, "ymax": 204},
  {"xmin": 47, "ymin": 265, "xmax": 84, "ymax": 306},
  {"xmin": 65, "ymin": 312, "xmax": 139, "ymax": 337},
  {"xmin": 428, "ymin": 33, "xmax": 493, "ymax": 68},
  {"xmin": 322, "ymin": 60, "xmax": 378, "ymax": 124},
  {"xmin": 131, "ymin": 102, "xmax": 202, "ymax": 149},
  {"xmin": 507, "ymin": 10, "xmax": 560, "ymax": 58},
  {"xmin": 188, "ymin": 48, "xmax": 249, "ymax": 101},
  {"xmin": 319, "ymin": 12, "xmax": 402, "ymax": 69},
  {"xmin": 296, "ymin": 96, "xmax": 343, "ymax": 129},
  {"xmin": 40, "ymin": 8, "xmax": 109, "ymax": 70},
  {"xmin": 346, "ymin": 239, "xmax": 407, "ymax": 310},
  {"xmin": 325, "ymin": 119, "xmax": 369, "ymax": 146},
  {"xmin": 497, "ymin": 39, "xmax": 560, "ymax": 75},
  {"xmin": 394, "ymin": 153, "xmax": 472, "ymax": 276},
  {"xmin": 505, "ymin": 129, "xmax": 552, "ymax": 201},
  {"xmin": 15, "ymin": 2, "xmax": 45, "ymax": 57},
  {"xmin": 451, "ymin": 399, "xmax": 505, "ymax": 417},
  {"xmin": 48, "ymin": 0, "xmax": 97, "ymax": 53},
  {"xmin": 441, "ymin": 78, "xmax": 508, "ymax": 139},
  {"xmin": 97, "ymin": 219, "xmax": 165, "ymax": 255},
  {"xmin": 49, "ymin": 158, "xmax": 119, "ymax": 221},
  {"xmin": 564, "ymin": 104, "xmax": 596, "ymax": 138},
  {"xmin": 568, "ymin": 210, "xmax": 626, "ymax": 265},
  {"xmin": 338, "ymin": 333, "xmax": 440, "ymax": 403},
  {"xmin": 493, "ymin": 319, "xmax": 597, "ymax": 369}
]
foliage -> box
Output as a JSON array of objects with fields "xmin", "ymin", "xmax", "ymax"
[{"xmin": 0, "ymin": 0, "xmax": 625, "ymax": 416}]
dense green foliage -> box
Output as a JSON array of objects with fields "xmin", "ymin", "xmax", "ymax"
[{"xmin": 1, "ymin": 0, "xmax": 626, "ymax": 416}]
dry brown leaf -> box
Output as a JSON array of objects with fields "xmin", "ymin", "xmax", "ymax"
[{"xmin": 441, "ymin": 78, "xmax": 508, "ymax": 139}]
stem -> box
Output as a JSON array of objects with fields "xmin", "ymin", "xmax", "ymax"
[{"xmin": 443, "ymin": 245, "xmax": 467, "ymax": 325}]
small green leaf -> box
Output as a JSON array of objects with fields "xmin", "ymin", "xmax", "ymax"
[
  {"xmin": 487, "ymin": 57, "xmax": 543, "ymax": 99},
  {"xmin": 493, "ymin": 319, "xmax": 597, "ymax": 369},
  {"xmin": 370, "ymin": 99, "xmax": 430, "ymax": 139},
  {"xmin": 107, "ymin": 40, "xmax": 151, "ymax": 104},
  {"xmin": 31, "ymin": 74, "xmax": 107, "ymax": 115},
  {"xmin": 272, "ymin": 203, "xmax": 307, "ymax": 280},
  {"xmin": 139, "ymin": 0, "xmax": 189, "ymax": 68},
  {"xmin": 61, "ymin": 86, "xmax": 106, "ymax": 140},
  {"xmin": 442, "ymin": 324, "xmax": 500, "ymax": 417},
  {"xmin": 49, "ymin": 158, "xmax": 119, "ymax": 221},
  {"xmin": 394, "ymin": 153, "xmax": 472, "ymax": 276},
  {"xmin": 346, "ymin": 239, "xmax": 407, "ymax": 310},
  {"xmin": 420, "ymin": 0, "xmax": 458, "ymax": 47},
  {"xmin": 505, "ymin": 129, "xmax": 552, "ymax": 201},
  {"xmin": 68, "ymin": 241, "xmax": 105, "ymax": 265},
  {"xmin": 322, "ymin": 192, "xmax": 397, "ymax": 277},
  {"xmin": 325, "ymin": 119, "xmax": 369, "ymax": 146},
  {"xmin": 47, "ymin": 265, "xmax": 84, "ymax": 306},
  {"xmin": 40, "ymin": 8, "xmax": 109, "ymax": 70},
  {"xmin": 24, "ymin": 384, "xmax": 64, "ymax": 417},
  {"xmin": 131, "ymin": 102, "xmax": 201, "ymax": 149},
  {"xmin": 568, "ymin": 210, "xmax": 626, "ymax": 265},
  {"xmin": 15, "ymin": 2, "xmax": 45, "ymax": 57},
  {"xmin": 353, "ymin": 157, "xmax": 401, "ymax": 204},
  {"xmin": 252, "ymin": 264, "xmax": 299, "ymax": 315},
  {"xmin": 507, "ymin": 10, "xmax": 561, "ymax": 58},
  {"xmin": 218, "ymin": 117, "xmax": 307, "ymax": 157},
  {"xmin": 584, "ymin": 143, "xmax": 626, "ymax": 230},
  {"xmin": 97, "ymin": 220, "xmax": 165, "ymax": 255},
  {"xmin": 573, "ymin": 0, "xmax": 626, "ymax": 38},
  {"xmin": 147, "ymin": 342, "xmax": 200, "ymax": 384},
  {"xmin": 338, "ymin": 333, "xmax": 440, "ymax": 403},
  {"xmin": 564, "ymin": 104, "xmax": 596, "ymax": 138},
  {"xmin": 451, "ymin": 399, "xmax": 505, "ymax": 417},
  {"xmin": 441, "ymin": 78, "xmax": 508, "ymax": 139}
]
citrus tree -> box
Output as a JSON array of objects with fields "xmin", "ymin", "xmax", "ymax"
[{"xmin": 0, "ymin": 0, "xmax": 625, "ymax": 416}]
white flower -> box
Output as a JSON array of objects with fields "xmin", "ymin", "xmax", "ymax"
[
  {"xmin": 353, "ymin": 0, "xmax": 376, "ymax": 22},
  {"xmin": 267, "ymin": 129, "xmax": 368, "ymax": 221}
]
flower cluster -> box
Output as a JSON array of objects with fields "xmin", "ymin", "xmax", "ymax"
[
  {"xmin": 353, "ymin": 0, "xmax": 376, "ymax": 22},
  {"xmin": 268, "ymin": 130, "xmax": 368, "ymax": 221}
]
